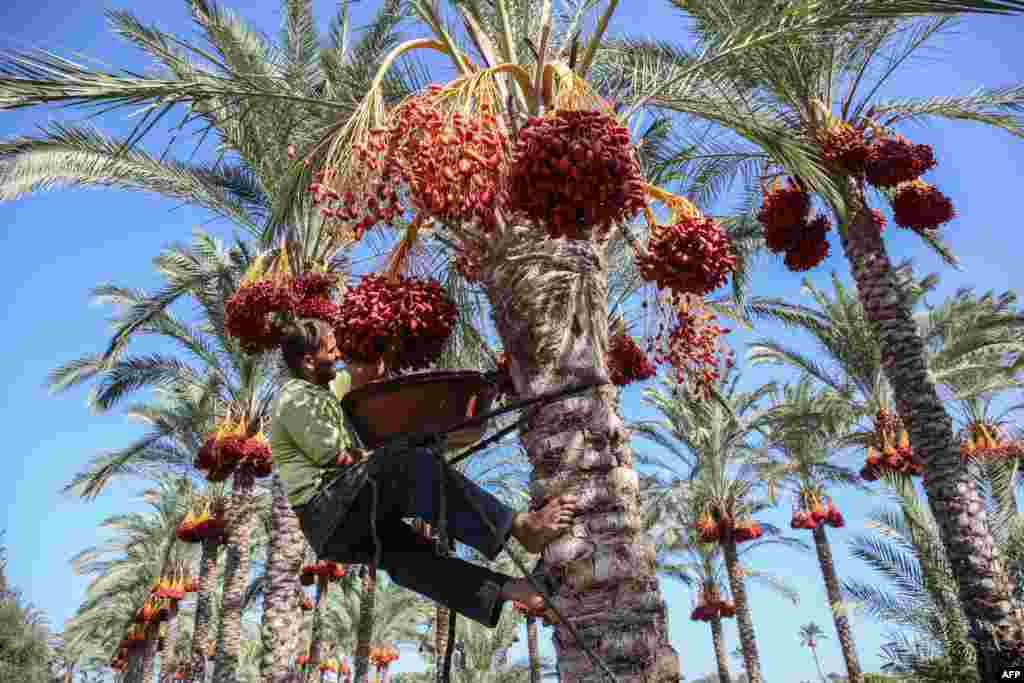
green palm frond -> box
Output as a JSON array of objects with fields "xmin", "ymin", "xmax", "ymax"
[
  {"xmin": 0, "ymin": 124, "xmax": 264, "ymax": 233},
  {"xmin": 871, "ymin": 85, "xmax": 1024, "ymax": 135}
]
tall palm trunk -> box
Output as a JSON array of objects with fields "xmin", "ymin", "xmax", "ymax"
[
  {"xmin": 262, "ymin": 475, "xmax": 307, "ymax": 683},
  {"xmin": 811, "ymin": 525, "xmax": 862, "ymax": 682},
  {"xmin": 352, "ymin": 565, "xmax": 377, "ymax": 683},
  {"xmin": 212, "ymin": 471, "xmax": 257, "ymax": 683},
  {"xmin": 526, "ymin": 616, "xmax": 541, "ymax": 683},
  {"xmin": 709, "ymin": 616, "xmax": 731, "ymax": 683},
  {"xmin": 433, "ymin": 605, "xmax": 450, "ymax": 681},
  {"xmin": 306, "ymin": 577, "xmax": 329, "ymax": 683},
  {"xmin": 485, "ymin": 238, "xmax": 679, "ymax": 681},
  {"xmin": 126, "ymin": 648, "xmax": 144, "ymax": 683},
  {"xmin": 721, "ymin": 536, "xmax": 762, "ymax": 683},
  {"xmin": 839, "ymin": 186, "xmax": 1024, "ymax": 675},
  {"xmin": 159, "ymin": 600, "xmax": 180, "ymax": 683},
  {"xmin": 188, "ymin": 537, "xmax": 221, "ymax": 683},
  {"xmin": 809, "ymin": 644, "xmax": 826, "ymax": 682},
  {"xmin": 142, "ymin": 624, "xmax": 161, "ymax": 683}
]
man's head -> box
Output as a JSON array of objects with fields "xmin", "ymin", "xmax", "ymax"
[{"xmin": 280, "ymin": 318, "xmax": 339, "ymax": 386}]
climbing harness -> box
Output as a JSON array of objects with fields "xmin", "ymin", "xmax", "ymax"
[{"xmin": 327, "ymin": 378, "xmax": 621, "ymax": 683}]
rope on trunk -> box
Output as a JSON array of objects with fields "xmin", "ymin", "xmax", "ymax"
[{"xmin": 434, "ymin": 451, "xmax": 455, "ymax": 683}]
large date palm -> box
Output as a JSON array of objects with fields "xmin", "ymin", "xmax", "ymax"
[
  {"xmin": 616, "ymin": 1, "xmax": 1024, "ymax": 672},
  {"xmin": 5, "ymin": 0, "xmax": 1024, "ymax": 678}
]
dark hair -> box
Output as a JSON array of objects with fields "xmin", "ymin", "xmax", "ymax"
[{"xmin": 279, "ymin": 318, "xmax": 333, "ymax": 377}]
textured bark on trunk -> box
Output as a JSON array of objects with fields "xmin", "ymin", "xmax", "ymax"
[
  {"xmin": 433, "ymin": 605, "xmax": 450, "ymax": 682},
  {"xmin": 811, "ymin": 525, "xmax": 862, "ymax": 683},
  {"xmin": 526, "ymin": 616, "xmax": 541, "ymax": 683},
  {"xmin": 262, "ymin": 476, "xmax": 307, "ymax": 683},
  {"xmin": 352, "ymin": 566, "xmax": 377, "ymax": 683},
  {"xmin": 721, "ymin": 537, "xmax": 762, "ymax": 683},
  {"xmin": 709, "ymin": 617, "xmax": 731, "ymax": 683},
  {"xmin": 212, "ymin": 471, "xmax": 257, "ymax": 683},
  {"xmin": 810, "ymin": 645, "xmax": 826, "ymax": 682},
  {"xmin": 126, "ymin": 649, "xmax": 144, "ymax": 683},
  {"xmin": 142, "ymin": 624, "xmax": 160, "ymax": 683},
  {"xmin": 188, "ymin": 537, "xmax": 220, "ymax": 683},
  {"xmin": 839, "ymin": 186, "xmax": 1024, "ymax": 676},
  {"xmin": 158, "ymin": 601, "xmax": 180, "ymax": 683},
  {"xmin": 306, "ymin": 577, "xmax": 329, "ymax": 683},
  {"xmin": 484, "ymin": 239, "xmax": 679, "ymax": 681}
]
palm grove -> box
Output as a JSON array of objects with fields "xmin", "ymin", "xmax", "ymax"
[{"xmin": 1, "ymin": 0, "xmax": 1023, "ymax": 681}]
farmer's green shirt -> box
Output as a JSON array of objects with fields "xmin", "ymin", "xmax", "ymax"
[{"xmin": 271, "ymin": 372, "xmax": 353, "ymax": 508}]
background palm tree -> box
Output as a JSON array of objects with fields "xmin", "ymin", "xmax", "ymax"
[
  {"xmin": 634, "ymin": 371, "xmax": 807, "ymax": 683},
  {"xmin": 760, "ymin": 378, "xmax": 866, "ymax": 682},
  {"xmin": 610, "ymin": 2, "xmax": 1024, "ymax": 671},
  {"xmin": 799, "ymin": 621, "xmax": 830, "ymax": 683},
  {"xmin": 843, "ymin": 480, "xmax": 983, "ymax": 681}
]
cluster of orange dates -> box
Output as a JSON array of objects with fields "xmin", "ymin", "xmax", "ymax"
[
  {"xmin": 300, "ymin": 560, "xmax": 346, "ymax": 586},
  {"xmin": 607, "ymin": 325, "xmax": 657, "ymax": 387},
  {"xmin": 960, "ymin": 421, "xmax": 1024, "ymax": 462},
  {"xmin": 690, "ymin": 584, "xmax": 736, "ymax": 622},
  {"xmin": 176, "ymin": 506, "xmax": 226, "ymax": 544},
  {"xmin": 758, "ymin": 179, "xmax": 833, "ymax": 272},
  {"xmin": 637, "ymin": 212, "xmax": 737, "ymax": 297},
  {"xmin": 225, "ymin": 266, "xmax": 342, "ymax": 355},
  {"xmin": 110, "ymin": 574, "xmax": 195, "ymax": 670},
  {"xmin": 193, "ymin": 413, "xmax": 272, "ymax": 482},
  {"xmin": 319, "ymin": 657, "xmax": 351, "ymax": 676},
  {"xmin": 790, "ymin": 496, "xmax": 844, "ymax": 530},
  {"xmin": 369, "ymin": 644, "xmax": 400, "ymax": 671},
  {"xmin": 860, "ymin": 409, "xmax": 923, "ymax": 481},
  {"xmin": 304, "ymin": 90, "xmax": 742, "ymax": 397},
  {"xmin": 818, "ymin": 124, "xmax": 954, "ymax": 234},
  {"xmin": 695, "ymin": 512, "xmax": 763, "ymax": 545},
  {"xmin": 651, "ymin": 305, "xmax": 734, "ymax": 400},
  {"xmin": 509, "ymin": 110, "xmax": 646, "ymax": 239},
  {"xmin": 332, "ymin": 273, "xmax": 457, "ymax": 372}
]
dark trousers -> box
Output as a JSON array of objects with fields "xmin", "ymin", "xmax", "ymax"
[{"xmin": 298, "ymin": 446, "xmax": 517, "ymax": 627}]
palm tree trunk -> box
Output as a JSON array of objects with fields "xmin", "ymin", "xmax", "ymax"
[
  {"xmin": 433, "ymin": 605, "xmax": 450, "ymax": 682},
  {"xmin": 811, "ymin": 525, "xmax": 862, "ymax": 682},
  {"xmin": 710, "ymin": 616, "xmax": 731, "ymax": 683},
  {"xmin": 526, "ymin": 616, "xmax": 541, "ymax": 683},
  {"xmin": 721, "ymin": 536, "xmax": 762, "ymax": 683},
  {"xmin": 839, "ymin": 185, "xmax": 1024, "ymax": 675},
  {"xmin": 159, "ymin": 600, "xmax": 180, "ymax": 683},
  {"xmin": 484, "ymin": 238, "xmax": 679, "ymax": 681},
  {"xmin": 352, "ymin": 565, "xmax": 377, "ymax": 683},
  {"xmin": 262, "ymin": 475, "xmax": 307, "ymax": 683},
  {"xmin": 142, "ymin": 624, "xmax": 161, "ymax": 683},
  {"xmin": 126, "ymin": 648, "xmax": 144, "ymax": 683},
  {"xmin": 307, "ymin": 577, "xmax": 329, "ymax": 683},
  {"xmin": 810, "ymin": 645, "xmax": 826, "ymax": 683},
  {"xmin": 212, "ymin": 470, "xmax": 257, "ymax": 683},
  {"xmin": 188, "ymin": 537, "xmax": 220, "ymax": 683}
]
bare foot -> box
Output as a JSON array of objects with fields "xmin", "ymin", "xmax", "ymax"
[
  {"xmin": 500, "ymin": 577, "xmax": 545, "ymax": 613},
  {"xmin": 511, "ymin": 494, "xmax": 577, "ymax": 554}
]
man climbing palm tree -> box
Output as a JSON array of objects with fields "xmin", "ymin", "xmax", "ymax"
[{"xmin": 271, "ymin": 318, "xmax": 576, "ymax": 628}]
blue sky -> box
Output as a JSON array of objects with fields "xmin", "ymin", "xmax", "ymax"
[{"xmin": 0, "ymin": 1, "xmax": 1022, "ymax": 681}]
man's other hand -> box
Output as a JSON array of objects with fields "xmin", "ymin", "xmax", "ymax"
[
  {"xmin": 347, "ymin": 359, "xmax": 387, "ymax": 391},
  {"xmin": 337, "ymin": 447, "xmax": 369, "ymax": 467}
]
